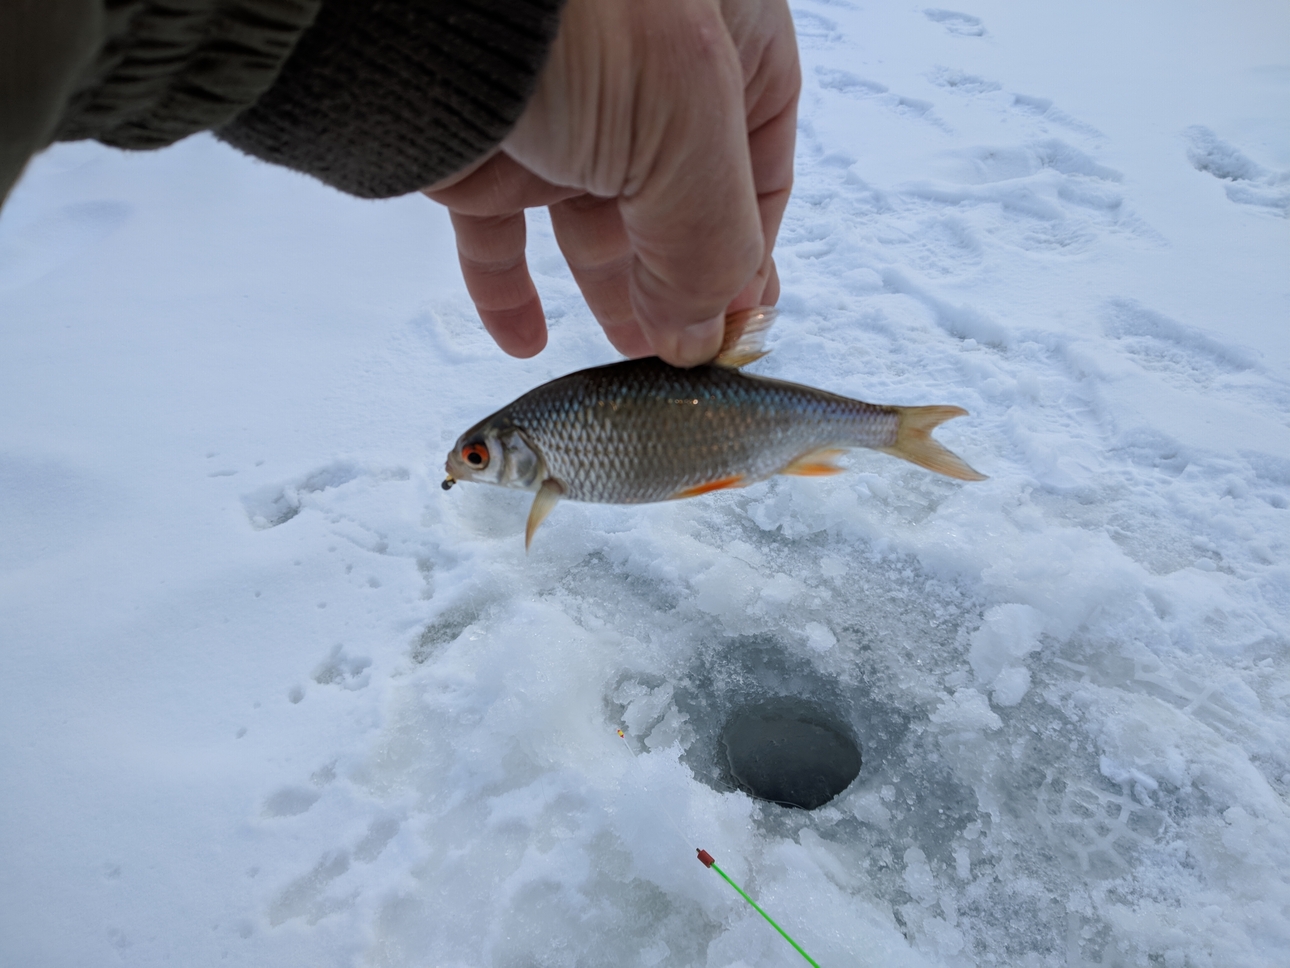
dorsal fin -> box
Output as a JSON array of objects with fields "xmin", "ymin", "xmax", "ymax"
[{"xmin": 714, "ymin": 307, "xmax": 777, "ymax": 368}]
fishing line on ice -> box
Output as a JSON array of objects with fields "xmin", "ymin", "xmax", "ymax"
[
  {"xmin": 616, "ymin": 728, "xmax": 693, "ymax": 847},
  {"xmin": 615, "ymin": 728, "xmax": 823, "ymax": 967}
]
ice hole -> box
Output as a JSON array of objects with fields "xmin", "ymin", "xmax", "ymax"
[{"xmin": 721, "ymin": 699, "xmax": 861, "ymax": 810}]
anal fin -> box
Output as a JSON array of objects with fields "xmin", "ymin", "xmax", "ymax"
[
  {"xmin": 525, "ymin": 478, "xmax": 565, "ymax": 551},
  {"xmin": 781, "ymin": 448, "xmax": 847, "ymax": 477},
  {"xmin": 672, "ymin": 475, "xmax": 746, "ymax": 499}
]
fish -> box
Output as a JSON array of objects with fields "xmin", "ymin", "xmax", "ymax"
[{"xmin": 443, "ymin": 308, "xmax": 985, "ymax": 548}]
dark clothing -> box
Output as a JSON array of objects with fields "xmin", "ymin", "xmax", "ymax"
[{"xmin": 1, "ymin": 0, "xmax": 564, "ymax": 206}]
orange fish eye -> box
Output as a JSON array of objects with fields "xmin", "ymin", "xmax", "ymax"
[{"xmin": 461, "ymin": 442, "xmax": 489, "ymax": 468}]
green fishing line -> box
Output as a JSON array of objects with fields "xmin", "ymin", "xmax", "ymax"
[
  {"xmin": 617, "ymin": 730, "xmax": 823, "ymax": 966},
  {"xmin": 697, "ymin": 850, "xmax": 821, "ymax": 968}
]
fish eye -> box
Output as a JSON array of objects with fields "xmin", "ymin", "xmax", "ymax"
[{"xmin": 461, "ymin": 442, "xmax": 489, "ymax": 468}]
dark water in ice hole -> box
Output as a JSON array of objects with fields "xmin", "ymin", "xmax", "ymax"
[{"xmin": 721, "ymin": 698, "xmax": 862, "ymax": 809}]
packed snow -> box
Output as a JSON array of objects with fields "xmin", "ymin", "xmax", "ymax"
[{"xmin": 2, "ymin": 2, "xmax": 1288, "ymax": 966}]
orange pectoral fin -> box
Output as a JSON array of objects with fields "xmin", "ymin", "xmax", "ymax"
[
  {"xmin": 672, "ymin": 475, "xmax": 746, "ymax": 499},
  {"xmin": 781, "ymin": 448, "xmax": 847, "ymax": 477}
]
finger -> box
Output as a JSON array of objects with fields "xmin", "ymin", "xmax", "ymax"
[
  {"xmin": 620, "ymin": 4, "xmax": 765, "ymax": 366},
  {"xmin": 424, "ymin": 150, "xmax": 578, "ymax": 215},
  {"xmin": 729, "ymin": 93, "xmax": 798, "ymax": 311},
  {"xmin": 449, "ymin": 210, "xmax": 547, "ymax": 358},
  {"xmin": 761, "ymin": 257, "xmax": 780, "ymax": 306},
  {"xmin": 426, "ymin": 152, "xmax": 578, "ymax": 359},
  {"xmin": 733, "ymin": 20, "xmax": 800, "ymax": 311},
  {"xmin": 549, "ymin": 195, "xmax": 652, "ymax": 358},
  {"xmin": 730, "ymin": 253, "xmax": 780, "ymax": 311}
]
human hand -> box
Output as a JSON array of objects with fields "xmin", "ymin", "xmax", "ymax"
[{"xmin": 422, "ymin": 0, "xmax": 800, "ymax": 366}]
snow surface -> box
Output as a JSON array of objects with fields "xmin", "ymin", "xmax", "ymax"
[{"xmin": 2, "ymin": 2, "xmax": 1289, "ymax": 966}]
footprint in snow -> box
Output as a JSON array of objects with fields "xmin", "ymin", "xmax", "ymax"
[
  {"xmin": 924, "ymin": 8, "xmax": 985, "ymax": 37},
  {"xmin": 1184, "ymin": 126, "xmax": 1290, "ymax": 217},
  {"xmin": 266, "ymin": 852, "xmax": 352, "ymax": 926},
  {"xmin": 312, "ymin": 644, "xmax": 371, "ymax": 690},
  {"xmin": 261, "ymin": 786, "xmax": 320, "ymax": 818},
  {"xmin": 928, "ymin": 66, "xmax": 1001, "ymax": 96},
  {"xmin": 1102, "ymin": 298, "xmax": 1257, "ymax": 389},
  {"xmin": 816, "ymin": 67, "xmax": 889, "ymax": 98},
  {"xmin": 815, "ymin": 67, "xmax": 947, "ymax": 129},
  {"xmin": 241, "ymin": 462, "xmax": 409, "ymax": 529},
  {"xmin": 260, "ymin": 761, "xmax": 336, "ymax": 820},
  {"xmin": 265, "ymin": 816, "xmax": 402, "ymax": 926},
  {"xmin": 926, "ymin": 66, "xmax": 1101, "ymax": 137},
  {"xmin": 242, "ymin": 461, "xmax": 362, "ymax": 529},
  {"xmin": 412, "ymin": 602, "xmax": 486, "ymax": 663},
  {"xmin": 954, "ymin": 140, "xmax": 1122, "ymax": 186},
  {"xmin": 792, "ymin": 9, "xmax": 842, "ymax": 48},
  {"xmin": 898, "ymin": 139, "xmax": 1139, "ymax": 254},
  {"xmin": 1010, "ymin": 93, "xmax": 1103, "ymax": 138}
]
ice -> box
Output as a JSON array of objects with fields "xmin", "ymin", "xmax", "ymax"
[{"xmin": 3, "ymin": 1, "xmax": 1290, "ymax": 966}]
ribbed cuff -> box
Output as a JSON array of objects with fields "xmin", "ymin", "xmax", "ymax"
[
  {"xmin": 56, "ymin": 1, "xmax": 322, "ymax": 149},
  {"xmin": 216, "ymin": 0, "xmax": 566, "ymax": 198}
]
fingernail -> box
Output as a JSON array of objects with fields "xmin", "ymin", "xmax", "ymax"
[{"xmin": 676, "ymin": 317, "xmax": 723, "ymax": 366}]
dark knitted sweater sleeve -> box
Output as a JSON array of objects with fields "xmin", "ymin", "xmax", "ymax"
[
  {"xmin": 44, "ymin": 0, "xmax": 565, "ymax": 200},
  {"xmin": 54, "ymin": 1, "xmax": 326, "ymax": 149},
  {"xmin": 218, "ymin": 0, "xmax": 566, "ymax": 198}
]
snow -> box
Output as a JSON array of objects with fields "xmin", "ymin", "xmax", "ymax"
[{"xmin": 1, "ymin": 1, "xmax": 1288, "ymax": 965}]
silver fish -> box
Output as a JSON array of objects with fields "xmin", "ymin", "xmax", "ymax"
[{"xmin": 444, "ymin": 309, "xmax": 985, "ymax": 547}]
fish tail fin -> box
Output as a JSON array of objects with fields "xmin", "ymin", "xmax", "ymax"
[
  {"xmin": 881, "ymin": 406, "xmax": 987, "ymax": 481},
  {"xmin": 715, "ymin": 307, "xmax": 777, "ymax": 367}
]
